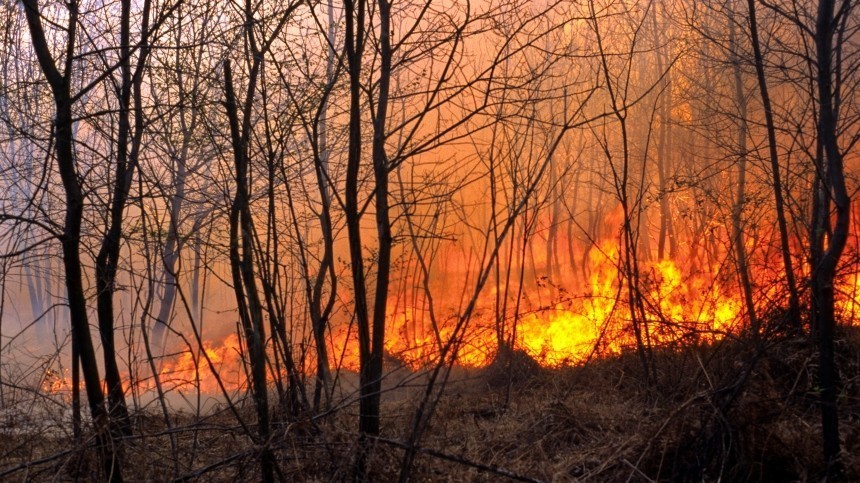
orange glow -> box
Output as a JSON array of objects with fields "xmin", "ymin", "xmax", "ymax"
[
  {"xmin": 329, "ymin": 237, "xmax": 742, "ymax": 371},
  {"xmin": 41, "ymin": 368, "xmax": 72, "ymax": 402},
  {"xmin": 41, "ymin": 334, "xmax": 248, "ymax": 400},
  {"xmin": 36, "ymin": 234, "xmax": 860, "ymax": 399},
  {"xmin": 151, "ymin": 333, "xmax": 245, "ymax": 394},
  {"xmin": 837, "ymin": 271, "xmax": 860, "ymax": 323}
]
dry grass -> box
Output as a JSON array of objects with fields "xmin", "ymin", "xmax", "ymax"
[{"xmin": 2, "ymin": 328, "xmax": 859, "ymax": 481}]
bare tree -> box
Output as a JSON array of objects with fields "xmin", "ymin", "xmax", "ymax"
[
  {"xmin": 729, "ymin": 0, "xmax": 760, "ymax": 335},
  {"xmin": 746, "ymin": 0, "xmax": 802, "ymax": 330},
  {"xmin": 93, "ymin": 0, "xmax": 154, "ymax": 435},
  {"xmin": 811, "ymin": 0, "xmax": 853, "ymax": 476},
  {"xmin": 221, "ymin": 2, "xmax": 302, "ymax": 480},
  {"xmin": 20, "ymin": 0, "xmax": 122, "ymax": 478}
]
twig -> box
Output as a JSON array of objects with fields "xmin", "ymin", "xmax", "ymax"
[
  {"xmin": 622, "ymin": 458, "xmax": 656, "ymax": 482},
  {"xmin": 172, "ymin": 450, "xmax": 251, "ymax": 482},
  {"xmin": 371, "ymin": 435, "xmax": 545, "ymax": 483},
  {"xmin": 0, "ymin": 447, "xmax": 77, "ymax": 479}
]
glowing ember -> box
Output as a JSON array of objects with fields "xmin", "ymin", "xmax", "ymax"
[{"xmin": 41, "ymin": 368, "xmax": 72, "ymax": 402}]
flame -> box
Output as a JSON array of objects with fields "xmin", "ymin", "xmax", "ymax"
[
  {"xmin": 517, "ymin": 308, "xmax": 602, "ymax": 366},
  {"xmin": 35, "ymin": 223, "xmax": 860, "ymax": 399},
  {"xmin": 510, "ymin": 241, "xmax": 740, "ymax": 367},
  {"xmin": 152, "ymin": 333, "xmax": 245, "ymax": 394},
  {"xmin": 328, "ymin": 238, "xmax": 742, "ymax": 371},
  {"xmin": 41, "ymin": 367, "xmax": 72, "ymax": 402},
  {"xmin": 837, "ymin": 271, "xmax": 860, "ymax": 323}
]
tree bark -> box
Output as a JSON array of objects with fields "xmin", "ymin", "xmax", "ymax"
[
  {"xmin": 223, "ymin": 59, "xmax": 275, "ymax": 483},
  {"xmin": 747, "ymin": 0, "xmax": 801, "ymax": 330},
  {"xmin": 729, "ymin": 2, "xmax": 759, "ymax": 336},
  {"xmin": 365, "ymin": 0, "xmax": 393, "ymax": 442},
  {"xmin": 21, "ymin": 1, "xmax": 123, "ymax": 480},
  {"xmin": 95, "ymin": 0, "xmax": 152, "ymax": 437},
  {"xmin": 812, "ymin": 0, "xmax": 848, "ymax": 477}
]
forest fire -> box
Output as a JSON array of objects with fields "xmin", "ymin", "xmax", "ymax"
[
  {"xmin": 40, "ymin": 236, "xmax": 834, "ymax": 403},
  {"xmin": 34, "ymin": 235, "xmax": 856, "ymax": 398},
  {"xmin": 4, "ymin": 0, "xmax": 858, "ymax": 480},
  {"xmin": 358, "ymin": 238, "xmax": 743, "ymax": 371},
  {"xmin": 40, "ymin": 368, "xmax": 72, "ymax": 401},
  {"xmin": 38, "ymin": 334, "xmax": 248, "ymax": 398}
]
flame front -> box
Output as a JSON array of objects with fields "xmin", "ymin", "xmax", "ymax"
[
  {"xmin": 373, "ymin": 238, "xmax": 743, "ymax": 370},
  {"xmin": 37, "ymin": 234, "xmax": 857, "ymax": 399}
]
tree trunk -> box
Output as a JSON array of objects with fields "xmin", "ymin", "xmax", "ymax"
[
  {"xmin": 729, "ymin": 2, "xmax": 759, "ymax": 335},
  {"xmin": 651, "ymin": 3, "xmax": 676, "ymax": 260},
  {"xmin": 22, "ymin": 1, "xmax": 123, "ymax": 479},
  {"xmin": 223, "ymin": 59, "xmax": 275, "ymax": 483},
  {"xmin": 364, "ymin": 0, "xmax": 393, "ymax": 441},
  {"xmin": 96, "ymin": 0, "xmax": 152, "ymax": 437},
  {"xmin": 307, "ymin": 0, "xmax": 338, "ymax": 409},
  {"xmin": 747, "ymin": 0, "xmax": 801, "ymax": 330},
  {"xmin": 812, "ymin": 0, "xmax": 848, "ymax": 477}
]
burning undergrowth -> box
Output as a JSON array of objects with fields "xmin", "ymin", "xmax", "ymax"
[
  {"xmin": 3, "ymin": 326, "xmax": 858, "ymax": 481},
  {"xmin": 5, "ymin": 233, "xmax": 860, "ymax": 480}
]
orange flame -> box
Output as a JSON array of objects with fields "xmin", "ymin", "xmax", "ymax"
[{"xmin": 36, "ymin": 226, "xmax": 860, "ymax": 399}]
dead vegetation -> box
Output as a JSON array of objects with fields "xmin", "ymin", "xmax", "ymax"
[{"xmin": 1, "ymin": 326, "xmax": 858, "ymax": 482}]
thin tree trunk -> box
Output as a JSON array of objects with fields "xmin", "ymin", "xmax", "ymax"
[
  {"xmin": 364, "ymin": 0, "xmax": 393, "ymax": 441},
  {"xmin": 95, "ymin": 0, "xmax": 152, "ymax": 437},
  {"xmin": 812, "ymin": 0, "xmax": 848, "ymax": 476},
  {"xmin": 223, "ymin": 59, "xmax": 275, "ymax": 483},
  {"xmin": 747, "ymin": 0, "xmax": 801, "ymax": 329},
  {"xmin": 591, "ymin": 1, "xmax": 654, "ymax": 385},
  {"xmin": 307, "ymin": 0, "xmax": 338, "ymax": 409},
  {"xmin": 71, "ymin": 328, "xmax": 81, "ymax": 441},
  {"xmin": 151, "ymin": 156, "xmax": 186, "ymax": 350},
  {"xmin": 651, "ymin": 3, "xmax": 676, "ymax": 260},
  {"xmin": 343, "ymin": 3, "xmax": 373, "ymax": 453},
  {"xmin": 729, "ymin": 3, "xmax": 759, "ymax": 335},
  {"xmin": 21, "ymin": 1, "xmax": 122, "ymax": 479}
]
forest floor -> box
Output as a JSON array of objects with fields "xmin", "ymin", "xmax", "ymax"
[{"xmin": 2, "ymin": 327, "xmax": 859, "ymax": 482}]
